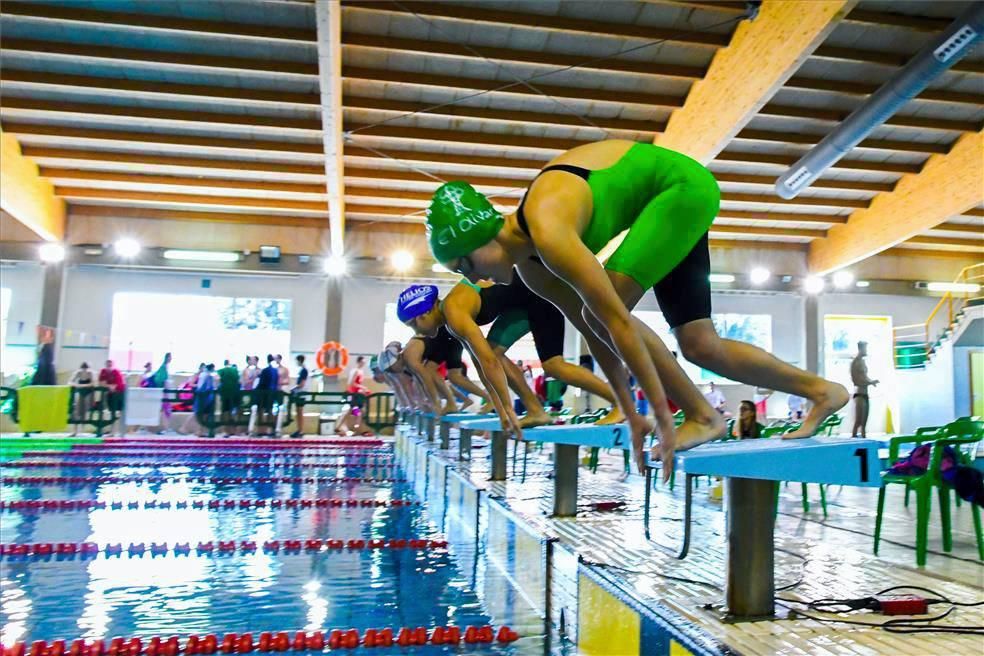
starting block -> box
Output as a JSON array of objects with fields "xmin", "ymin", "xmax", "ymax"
[
  {"xmin": 410, "ymin": 411, "xmax": 436, "ymax": 440},
  {"xmin": 439, "ymin": 413, "xmax": 498, "ymax": 449},
  {"xmin": 656, "ymin": 436, "xmax": 882, "ymax": 622},
  {"xmin": 458, "ymin": 419, "xmax": 630, "ymax": 515}
]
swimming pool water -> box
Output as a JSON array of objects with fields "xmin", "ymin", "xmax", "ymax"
[{"xmin": 0, "ymin": 445, "xmax": 554, "ymax": 653}]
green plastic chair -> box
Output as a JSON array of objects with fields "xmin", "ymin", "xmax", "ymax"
[{"xmin": 874, "ymin": 420, "xmax": 984, "ymax": 566}]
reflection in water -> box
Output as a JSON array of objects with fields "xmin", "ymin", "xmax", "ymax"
[
  {"xmin": 0, "ymin": 577, "xmax": 31, "ymax": 644},
  {"xmin": 0, "ymin": 455, "xmax": 545, "ymax": 654}
]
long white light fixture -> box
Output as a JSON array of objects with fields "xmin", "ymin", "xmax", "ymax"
[
  {"xmin": 926, "ymin": 281, "xmax": 981, "ymax": 293},
  {"xmin": 163, "ymin": 249, "xmax": 239, "ymax": 263},
  {"xmin": 709, "ymin": 273, "xmax": 735, "ymax": 283}
]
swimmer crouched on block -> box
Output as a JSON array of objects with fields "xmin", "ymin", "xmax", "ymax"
[{"xmin": 424, "ymin": 139, "xmax": 849, "ymax": 478}]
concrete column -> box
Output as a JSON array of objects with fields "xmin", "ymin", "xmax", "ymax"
[
  {"xmin": 39, "ymin": 261, "xmax": 64, "ymax": 328},
  {"xmin": 804, "ymin": 294, "xmax": 820, "ymax": 374},
  {"xmin": 324, "ymin": 278, "xmax": 343, "ymax": 342}
]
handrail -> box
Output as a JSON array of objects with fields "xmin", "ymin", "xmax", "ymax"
[{"xmin": 892, "ymin": 262, "xmax": 984, "ymax": 368}]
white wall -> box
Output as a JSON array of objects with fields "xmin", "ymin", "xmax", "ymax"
[
  {"xmin": 339, "ymin": 277, "xmax": 458, "ymax": 357},
  {"xmin": 634, "ymin": 289, "xmax": 806, "ymax": 419},
  {"xmin": 57, "ymin": 266, "xmax": 329, "ymax": 374},
  {"xmin": 1, "ymin": 261, "xmax": 44, "ymax": 379}
]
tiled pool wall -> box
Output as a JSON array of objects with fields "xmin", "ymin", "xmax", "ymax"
[{"xmin": 395, "ymin": 428, "xmax": 733, "ymax": 656}]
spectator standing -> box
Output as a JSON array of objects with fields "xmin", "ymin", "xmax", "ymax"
[
  {"xmin": 31, "ymin": 343, "xmax": 56, "ymax": 386},
  {"xmin": 193, "ymin": 363, "xmax": 218, "ymax": 436},
  {"xmin": 98, "ymin": 359, "xmax": 126, "ymax": 436},
  {"xmin": 69, "ymin": 362, "xmax": 95, "ymax": 435},
  {"xmin": 254, "ymin": 354, "xmax": 280, "ymax": 436},
  {"xmin": 217, "ymin": 359, "xmax": 240, "ymax": 434},
  {"xmin": 289, "ymin": 354, "xmax": 309, "ymax": 438}
]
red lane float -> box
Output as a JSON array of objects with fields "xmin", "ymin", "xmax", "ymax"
[
  {"xmin": 1, "ymin": 626, "xmax": 517, "ymax": 656},
  {"xmin": 6, "ymin": 461, "xmax": 398, "ymax": 470},
  {"xmin": 24, "ymin": 450, "xmax": 391, "ymax": 458},
  {"xmin": 95, "ymin": 438, "xmax": 383, "ymax": 447},
  {"xmin": 0, "ymin": 537, "xmax": 449, "ymax": 558},
  {"xmin": 0, "ymin": 498, "xmax": 421, "ymax": 512},
  {"xmin": 2, "ymin": 476, "xmax": 405, "ymax": 486}
]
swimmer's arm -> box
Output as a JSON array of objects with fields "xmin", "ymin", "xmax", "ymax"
[
  {"xmin": 529, "ymin": 223, "xmax": 673, "ymax": 435},
  {"xmin": 402, "ymin": 341, "xmax": 441, "ymax": 412},
  {"xmin": 517, "ymin": 263, "xmax": 639, "ymax": 424},
  {"xmin": 447, "ymin": 313, "xmax": 522, "ymax": 438}
]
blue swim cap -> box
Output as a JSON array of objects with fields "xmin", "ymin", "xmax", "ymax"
[{"xmin": 397, "ymin": 284, "xmax": 438, "ymax": 323}]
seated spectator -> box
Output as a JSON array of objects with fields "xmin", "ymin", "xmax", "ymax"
[{"xmin": 732, "ymin": 400, "xmax": 764, "ymax": 439}]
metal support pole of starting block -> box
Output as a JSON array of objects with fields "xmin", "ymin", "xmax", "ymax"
[
  {"xmin": 726, "ymin": 477, "xmax": 777, "ymax": 621},
  {"xmin": 553, "ymin": 444, "xmax": 580, "ymax": 517},
  {"xmin": 490, "ymin": 431, "xmax": 508, "ymax": 481},
  {"xmin": 424, "ymin": 413, "xmax": 436, "ymax": 441},
  {"xmin": 458, "ymin": 427, "xmax": 473, "ymax": 460},
  {"xmin": 440, "ymin": 421, "xmax": 451, "ymax": 449},
  {"xmin": 675, "ymin": 436, "xmax": 881, "ymax": 622}
]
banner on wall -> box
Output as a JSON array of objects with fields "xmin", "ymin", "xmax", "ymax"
[{"xmin": 125, "ymin": 387, "xmax": 164, "ymax": 426}]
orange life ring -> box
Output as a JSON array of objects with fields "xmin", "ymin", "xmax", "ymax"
[{"xmin": 315, "ymin": 341, "xmax": 349, "ymax": 376}]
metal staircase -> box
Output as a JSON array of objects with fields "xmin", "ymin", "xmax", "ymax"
[{"xmin": 893, "ymin": 263, "xmax": 984, "ymax": 370}]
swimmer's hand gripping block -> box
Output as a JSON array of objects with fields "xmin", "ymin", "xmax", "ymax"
[{"xmin": 676, "ymin": 436, "xmax": 881, "ymax": 487}]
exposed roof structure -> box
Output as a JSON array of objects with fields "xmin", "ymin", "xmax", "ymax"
[{"xmin": 1, "ymin": 0, "xmax": 981, "ymax": 266}]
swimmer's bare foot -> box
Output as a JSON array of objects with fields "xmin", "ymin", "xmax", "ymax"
[
  {"xmin": 629, "ymin": 413, "xmax": 655, "ymax": 477},
  {"xmin": 460, "ymin": 397, "xmax": 474, "ymax": 411},
  {"xmin": 519, "ymin": 412, "xmax": 552, "ymax": 429},
  {"xmin": 652, "ymin": 414, "xmax": 725, "ymax": 481},
  {"xmin": 479, "ymin": 401, "xmax": 494, "ymax": 414},
  {"xmin": 596, "ymin": 406, "xmax": 625, "ymax": 425},
  {"xmin": 783, "ymin": 382, "xmax": 849, "ymax": 439},
  {"xmin": 675, "ymin": 415, "xmax": 726, "ymax": 451}
]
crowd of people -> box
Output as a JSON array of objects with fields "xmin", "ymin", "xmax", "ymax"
[{"xmin": 60, "ymin": 352, "xmax": 389, "ymax": 439}]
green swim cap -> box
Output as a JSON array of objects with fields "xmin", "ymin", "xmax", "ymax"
[{"xmin": 426, "ymin": 181, "xmax": 504, "ymax": 263}]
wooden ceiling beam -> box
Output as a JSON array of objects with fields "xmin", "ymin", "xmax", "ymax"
[
  {"xmin": 343, "ymin": 123, "xmax": 586, "ymax": 152},
  {"xmin": 8, "ymin": 123, "xmax": 917, "ymax": 184},
  {"xmin": 341, "ymin": 66, "xmax": 684, "ymax": 108},
  {"xmin": 343, "ymin": 0, "xmax": 728, "ymax": 47},
  {"xmin": 709, "ymin": 225, "xmax": 824, "ymax": 239},
  {"xmin": 0, "ymin": 97, "xmax": 322, "ymax": 132},
  {"xmin": 3, "ymin": 122, "xmax": 323, "ymax": 154},
  {"xmin": 39, "ymin": 168, "xmax": 326, "ymax": 194},
  {"xmin": 809, "ymin": 131, "xmax": 984, "ymax": 273},
  {"xmin": 735, "ymin": 128, "xmax": 948, "ymax": 155},
  {"xmin": 1, "ymin": 70, "xmax": 319, "ymax": 106},
  {"xmin": 0, "ymin": 1, "xmax": 316, "ymax": 41},
  {"xmin": 341, "ymin": 33, "xmax": 978, "ymax": 130},
  {"xmin": 56, "ymin": 187, "xmax": 328, "ymax": 212},
  {"xmin": 646, "ymin": 1, "xmax": 982, "ymax": 72},
  {"xmin": 716, "ymin": 210, "xmax": 847, "ymax": 225},
  {"xmin": 905, "ymin": 235, "xmax": 984, "ymax": 250},
  {"xmin": 344, "ymin": 96, "xmax": 664, "ymax": 134},
  {"xmin": 656, "ymin": 0, "xmax": 856, "ymax": 163},
  {"xmin": 21, "ymin": 147, "xmax": 326, "ymax": 176},
  {"xmin": 341, "ymin": 32, "xmax": 705, "ymax": 79},
  {"xmin": 69, "ymin": 205, "xmax": 325, "ymax": 228},
  {"xmin": 0, "ymin": 130, "xmax": 65, "ymax": 241},
  {"xmin": 714, "ymin": 150, "xmax": 919, "ymax": 174},
  {"xmin": 784, "ymin": 75, "xmax": 982, "ymax": 106},
  {"xmin": 315, "ymin": 0, "xmax": 346, "ymax": 255},
  {"xmin": 1, "ymin": 38, "xmax": 319, "ymax": 76}
]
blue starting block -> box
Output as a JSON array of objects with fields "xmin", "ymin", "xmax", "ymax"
[
  {"xmin": 458, "ymin": 419, "xmax": 631, "ymax": 516},
  {"xmin": 647, "ymin": 436, "xmax": 882, "ymax": 622},
  {"xmin": 439, "ymin": 413, "xmax": 498, "ymax": 449},
  {"xmin": 458, "ymin": 417, "xmax": 504, "ymax": 461},
  {"xmin": 410, "ymin": 411, "xmax": 436, "ymax": 440}
]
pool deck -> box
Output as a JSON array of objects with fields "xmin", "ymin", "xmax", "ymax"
[{"xmin": 400, "ymin": 425, "xmax": 984, "ymax": 655}]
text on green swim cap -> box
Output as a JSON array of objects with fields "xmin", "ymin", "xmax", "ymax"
[{"xmin": 426, "ymin": 181, "xmax": 503, "ymax": 262}]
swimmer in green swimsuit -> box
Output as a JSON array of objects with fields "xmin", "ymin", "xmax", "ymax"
[{"xmin": 426, "ymin": 139, "xmax": 850, "ymax": 477}]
